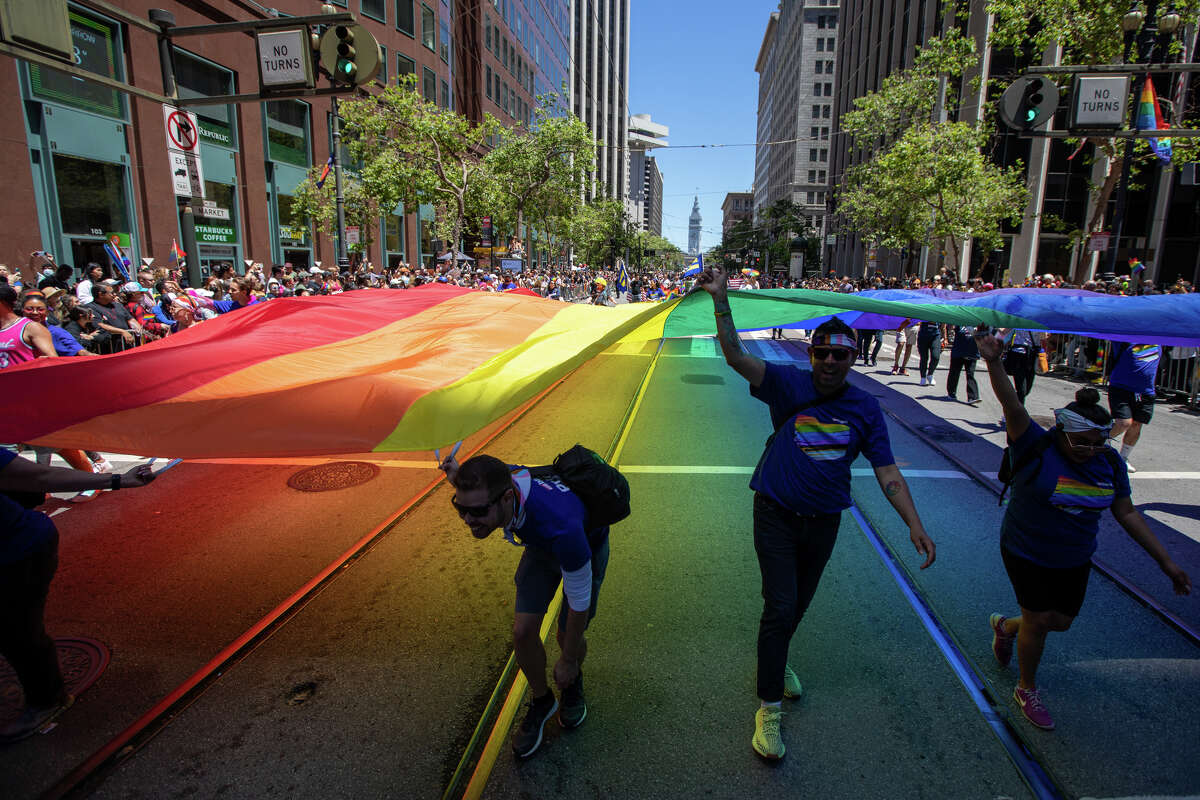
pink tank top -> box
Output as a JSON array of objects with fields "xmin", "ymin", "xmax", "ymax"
[{"xmin": 0, "ymin": 317, "xmax": 36, "ymax": 369}]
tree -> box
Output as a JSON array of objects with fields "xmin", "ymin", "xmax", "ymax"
[
  {"xmin": 566, "ymin": 199, "xmax": 636, "ymax": 268},
  {"xmin": 483, "ymin": 96, "xmax": 595, "ymax": 241},
  {"xmin": 987, "ymin": 0, "xmax": 1200, "ymax": 281},
  {"xmin": 837, "ymin": 32, "xmax": 1029, "ymax": 276},
  {"xmin": 290, "ymin": 75, "xmax": 504, "ymax": 265}
]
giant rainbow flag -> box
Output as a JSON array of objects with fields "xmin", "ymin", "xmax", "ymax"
[{"xmin": 5, "ymin": 285, "xmax": 1199, "ymax": 457}]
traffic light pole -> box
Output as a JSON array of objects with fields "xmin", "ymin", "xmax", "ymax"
[
  {"xmin": 331, "ymin": 95, "xmax": 349, "ymax": 271},
  {"xmin": 150, "ymin": 8, "xmax": 202, "ymax": 289}
]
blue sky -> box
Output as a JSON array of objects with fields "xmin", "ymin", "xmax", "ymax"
[{"xmin": 628, "ymin": 1, "xmax": 774, "ymax": 251}]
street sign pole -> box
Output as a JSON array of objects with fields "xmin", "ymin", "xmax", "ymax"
[
  {"xmin": 151, "ymin": 8, "xmax": 202, "ymax": 288},
  {"xmin": 332, "ymin": 95, "xmax": 349, "ymax": 271}
]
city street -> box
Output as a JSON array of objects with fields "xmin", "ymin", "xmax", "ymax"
[{"xmin": 3, "ymin": 330, "xmax": 1198, "ymax": 799}]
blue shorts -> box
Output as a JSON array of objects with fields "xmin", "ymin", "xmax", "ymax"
[{"xmin": 514, "ymin": 531, "xmax": 609, "ymax": 632}]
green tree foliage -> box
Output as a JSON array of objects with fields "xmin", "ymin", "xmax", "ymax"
[
  {"xmin": 838, "ymin": 32, "xmax": 1028, "ymax": 275},
  {"xmin": 483, "ymin": 96, "xmax": 595, "ymax": 240},
  {"xmin": 988, "ymin": 0, "xmax": 1200, "ymax": 280},
  {"xmin": 566, "ymin": 199, "xmax": 637, "ymax": 268},
  {"xmin": 290, "ymin": 75, "xmax": 505, "ymax": 264}
]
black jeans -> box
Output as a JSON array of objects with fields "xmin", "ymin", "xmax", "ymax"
[
  {"xmin": 1012, "ymin": 369, "xmax": 1035, "ymax": 405},
  {"xmin": 753, "ymin": 494, "xmax": 840, "ymax": 702},
  {"xmin": 0, "ymin": 531, "xmax": 65, "ymax": 707},
  {"xmin": 917, "ymin": 334, "xmax": 942, "ymax": 379},
  {"xmin": 946, "ymin": 356, "xmax": 979, "ymax": 401}
]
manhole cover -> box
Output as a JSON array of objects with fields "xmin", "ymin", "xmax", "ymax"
[
  {"xmin": 916, "ymin": 424, "xmax": 973, "ymax": 443},
  {"xmin": 287, "ymin": 461, "xmax": 380, "ymax": 492},
  {"xmin": 1, "ymin": 637, "xmax": 110, "ymax": 724}
]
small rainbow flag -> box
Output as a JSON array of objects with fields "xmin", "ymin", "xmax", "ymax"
[
  {"xmin": 1137, "ymin": 76, "xmax": 1172, "ymax": 163},
  {"xmin": 316, "ymin": 154, "xmax": 334, "ymax": 188},
  {"xmin": 168, "ymin": 238, "xmax": 186, "ymax": 264}
]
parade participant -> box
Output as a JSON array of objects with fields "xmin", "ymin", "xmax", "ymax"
[
  {"xmin": 20, "ymin": 293, "xmax": 93, "ymax": 357},
  {"xmin": 945, "ymin": 324, "xmax": 980, "ymax": 404},
  {"xmin": 1106, "ymin": 342, "xmax": 1161, "ymax": 473},
  {"xmin": 439, "ymin": 451, "xmax": 609, "ymax": 759},
  {"xmin": 0, "ymin": 455, "xmax": 156, "ymax": 741},
  {"xmin": 976, "ymin": 330, "xmax": 1190, "ymax": 731},
  {"xmin": 891, "ymin": 319, "xmax": 917, "ymax": 376},
  {"xmin": 697, "ymin": 263, "xmax": 936, "ymax": 761},
  {"xmin": 0, "ymin": 285, "xmax": 55, "ymax": 368},
  {"xmin": 917, "ymin": 319, "xmax": 946, "ymax": 386}
]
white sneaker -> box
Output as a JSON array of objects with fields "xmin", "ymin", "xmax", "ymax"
[
  {"xmin": 928, "ymin": 376, "xmax": 936, "ymax": 387},
  {"xmin": 92, "ymin": 458, "xmax": 114, "ymax": 474},
  {"xmin": 1125, "ymin": 461, "xmax": 1137, "ymax": 473}
]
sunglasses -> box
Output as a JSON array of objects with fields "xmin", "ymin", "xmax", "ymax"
[
  {"xmin": 810, "ymin": 347, "xmax": 853, "ymax": 362},
  {"xmin": 451, "ymin": 488, "xmax": 509, "ymax": 518},
  {"xmin": 1063, "ymin": 431, "xmax": 1109, "ymax": 452}
]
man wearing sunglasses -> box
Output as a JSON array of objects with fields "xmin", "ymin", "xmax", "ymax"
[
  {"xmin": 698, "ymin": 263, "xmax": 936, "ymax": 762},
  {"xmin": 439, "ymin": 452, "xmax": 609, "ymax": 760}
]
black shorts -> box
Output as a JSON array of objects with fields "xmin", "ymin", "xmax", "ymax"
[
  {"xmin": 1108, "ymin": 386, "xmax": 1155, "ymax": 424},
  {"xmin": 1001, "ymin": 546, "xmax": 1090, "ymax": 618},
  {"xmin": 514, "ymin": 533, "xmax": 609, "ymax": 632}
]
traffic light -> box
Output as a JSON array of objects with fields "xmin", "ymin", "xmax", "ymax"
[
  {"xmin": 318, "ymin": 24, "xmax": 381, "ymax": 86},
  {"xmin": 999, "ymin": 76, "xmax": 1060, "ymax": 131}
]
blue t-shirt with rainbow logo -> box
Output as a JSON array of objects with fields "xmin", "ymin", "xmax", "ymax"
[
  {"xmin": 1001, "ymin": 421, "xmax": 1131, "ymax": 568},
  {"xmin": 749, "ymin": 362, "xmax": 894, "ymax": 514},
  {"xmin": 1108, "ymin": 343, "xmax": 1161, "ymax": 396}
]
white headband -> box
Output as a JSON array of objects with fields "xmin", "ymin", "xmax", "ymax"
[{"xmin": 1054, "ymin": 407, "xmax": 1113, "ymax": 435}]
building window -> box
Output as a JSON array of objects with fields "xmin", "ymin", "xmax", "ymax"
[
  {"xmin": 809, "ymin": 149, "xmax": 817, "ymax": 162},
  {"xmin": 820, "ymin": 148, "xmax": 828, "ymax": 160},
  {"xmin": 421, "ymin": 3, "xmax": 436, "ymax": 50},
  {"xmin": 52, "ymin": 154, "xmax": 130, "ymax": 235},
  {"xmin": 440, "ymin": 79, "xmax": 450, "ymax": 108},
  {"xmin": 824, "ymin": 83, "xmax": 833, "ymax": 96},
  {"xmin": 264, "ymin": 100, "xmax": 310, "ymax": 167},
  {"xmin": 29, "ymin": 8, "xmax": 125, "ymax": 119},
  {"xmin": 822, "ymin": 105, "xmax": 831, "ymax": 118},
  {"xmin": 423, "ymin": 66, "xmax": 437, "ymax": 101},
  {"xmin": 485, "ymin": 16, "xmax": 492, "ymax": 50},
  {"xmin": 384, "ymin": 210, "xmax": 406, "ymax": 265},
  {"xmin": 827, "ymin": 37, "xmax": 836, "ymax": 50},
  {"xmin": 485, "ymin": 65, "xmax": 492, "ymax": 99},
  {"xmin": 819, "ymin": 170, "xmax": 826, "ymax": 182},
  {"xmin": 378, "ymin": 45, "xmax": 388, "ymax": 82},
  {"xmin": 821, "ymin": 127, "xmax": 829, "ymax": 139},
  {"xmin": 440, "ymin": 20, "xmax": 450, "ymax": 63},
  {"xmin": 813, "ymin": 82, "xmax": 821, "ymax": 95},
  {"xmin": 175, "ymin": 50, "xmax": 236, "ymax": 149},
  {"xmin": 807, "ymin": 191, "xmax": 816, "ymax": 204},
  {"xmin": 816, "ymin": 38, "xmax": 824, "ymax": 52},
  {"xmin": 812, "ymin": 104, "xmax": 821, "ymax": 117},
  {"xmin": 396, "ymin": 0, "xmax": 415, "ymax": 36},
  {"xmin": 826, "ymin": 60, "xmax": 834, "ymax": 73},
  {"xmin": 397, "ymin": 53, "xmax": 416, "ymax": 85},
  {"xmin": 362, "ymin": 0, "xmax": 386, "ymax": 22},
  {"xmin": 817, "ymin": 16, "xmax": 825, "ymax": 28},
  {"xmin": 808, "ymin": 170, "xmax": 817, "ymax": 182},
  {"xmin": 811, "ymin": 126, "xmax": 819, "ymax": 138}
]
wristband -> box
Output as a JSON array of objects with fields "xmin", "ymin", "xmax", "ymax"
[
  {"xmin": 111, "ymin": 474, "xmax": 122, "ymax": 491},
  {"xmin": 714, "ymin": 310, "xmax": 731, "ymax": 317}
]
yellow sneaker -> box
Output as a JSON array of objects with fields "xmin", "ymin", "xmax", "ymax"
[
  {"xmin": 752, "ymin": 706, "xmax": 786, "ymax": 760},
  {"xmin": 783, "ymin": 664, "xmax": 803, "ymax": 699}
]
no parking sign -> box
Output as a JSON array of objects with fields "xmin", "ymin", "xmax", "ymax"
[{"xmin": 163, "ymin": 105, "xmax": 206, "ymax": 199}]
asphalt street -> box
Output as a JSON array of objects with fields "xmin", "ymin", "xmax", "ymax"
[{"xmin": 3, "ymin": 328, "xmax": 1198, "ymax": 799}]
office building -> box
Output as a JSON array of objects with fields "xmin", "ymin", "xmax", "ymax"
[
  {"xmin": 570, "ymin": 0, "xmax": 630, "ymax": 200},
  {"xmin": 722, "ymin": 192, "xmax": 754, "ymax": 240},
  {"xmin": 627, "ymin": 113, "xmax": 667, "ymax": 236},
  {"xmin": 752, "ymin": 0, "xmax": 839, "ymax": 239}
]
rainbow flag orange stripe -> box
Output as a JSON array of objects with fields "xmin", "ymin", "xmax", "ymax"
[{"xmin": 1050, "ymin": 475, "xmax": 1113, "ymax": 508}]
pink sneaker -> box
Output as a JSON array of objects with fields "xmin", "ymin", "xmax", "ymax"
[
  {"xmin": 1014, "ymin": 686, "xmax": 1055, "ymax": 730},
  {"xmin": 989, "ymin": 613, "xmax": 1014, "ymax": 667}
]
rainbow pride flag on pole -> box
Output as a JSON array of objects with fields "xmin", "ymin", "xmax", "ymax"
[{"xmin": 1137, "ymin": 76, "xmax": 1172, "ymax": 163}]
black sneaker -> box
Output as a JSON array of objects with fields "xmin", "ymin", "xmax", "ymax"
[
  {"xmin": 559, "ymin": 671, "xmax": 586, "ymax": 729},
  {"xmin": 511, "ymin": 691, "xmax": 558, "ymax": 758}
]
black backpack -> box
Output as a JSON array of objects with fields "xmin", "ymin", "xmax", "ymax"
[
  {"xmin": 997, "ymin": 429, "xmax": 1122, "ymax": 505},
  {"xmin": 530, "ymin": 444, "xmax": 631, "ymax": 528}
]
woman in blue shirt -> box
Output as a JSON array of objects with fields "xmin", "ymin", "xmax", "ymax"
[{"xmin": 976, "ymin": 329, "xmax": 1190, "ymax": 732}]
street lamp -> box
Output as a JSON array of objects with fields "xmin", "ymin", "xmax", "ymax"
[{"xmin": 1103, "ymin": 1, "xmax": 1182, "ymax": 285}]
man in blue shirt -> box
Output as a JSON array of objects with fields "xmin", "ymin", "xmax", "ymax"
[
  {"xmin": 1107, "ymin": 342, "xmax": 1161, "ymax": 473},
  {"xmin": 440, "ymin": 452, "xmax": 609, "ymax": 759},
  {"xmin": 698, "ymin": 262, "xmax": 936, "ymax": 762}
]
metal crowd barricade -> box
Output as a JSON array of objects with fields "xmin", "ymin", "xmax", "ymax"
[{"xmin": 1157, "ymin": 346, "xmax": 1200, "ymax": 408}]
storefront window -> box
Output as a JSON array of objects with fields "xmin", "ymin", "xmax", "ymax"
[
  {"xmin": 265, "ymin": 100, "xmax": 311, "ymax": 167},
  {"xmin": 419, "ymin": 206, "xmax": 435, "ymax": 267},
  {"xmin": 278, "ymin": 193, "xmax": 310, "ymax": 247},
  {"xmin": 29, "ymin": 9, "xmax": 124, "ymax": 119},
  {"xmin": 177, "ymin": 51, "xmax": 236, "ymax": 149},
  {"xmin": 53, "ymin": 154, "xmax": 129, "ymax": 235},
  {"xmin": 195, "ymin": 181, "xmax": 239, "ymax": 269},
  {"xmin": 384, "ymin": 211, "xmax": 406, "ymax": 266}
]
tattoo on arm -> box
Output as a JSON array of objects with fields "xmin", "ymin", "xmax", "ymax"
[
  {"xmin": 885, "ymin": 480, "xmax": 902, "ymax": 498},
  {"xmin": 714, "ymin": 311, "xmax": 743, "ymax": 357}
]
